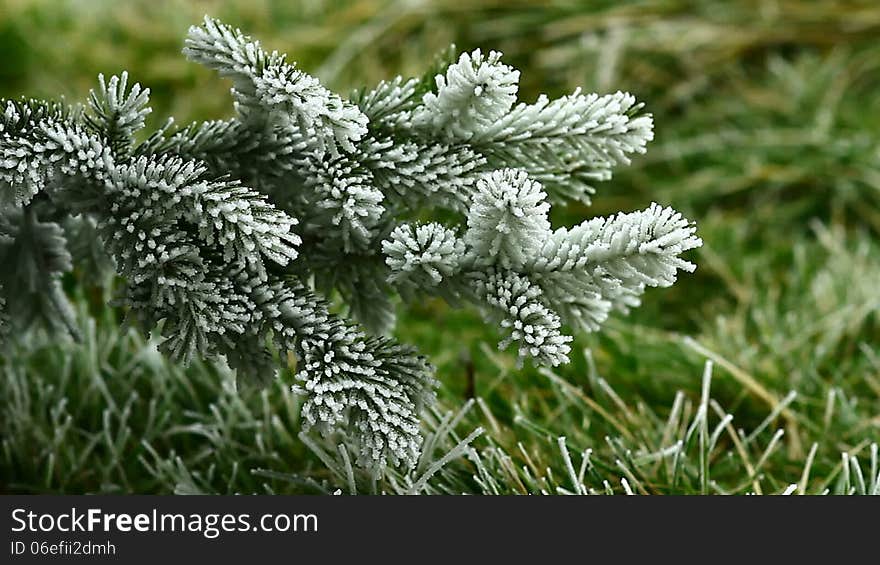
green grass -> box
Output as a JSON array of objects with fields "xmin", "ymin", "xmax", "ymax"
[{"xmin": 1, "ymin": 0, "xmax": 879, "ymax": 494}]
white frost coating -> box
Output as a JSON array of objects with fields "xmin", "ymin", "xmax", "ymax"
[
  {"xmin": 302, "ymin": 153, "xmax": 384, "ymax": 251},
  {"xmin": 87, "ymin": 72, "xmax": 152, "ymax": 152},
  {"xmin": 414, "ymin": 49, "xmax": 520, "ymax": 140},
  {"xmin": 183, "ymin": 16, "xmax": 367, "ymax": 157},
  {"xmin": 474, "ymin": 270, "xmax": 572, "ymax": 367},
  {"xmin": 530, "ymin": 203, "xmax": 702, "ymax": 284},
  {"xmin": 1, "ymin": 17, "xmax": 699, "ymax": 471},
  {"xmin": 472, "ymin": 89, "xmax": 655, "ymax": 204},
  {"xmin": 464, "ymin": 168, "xmax": 551, "ymax": 269},
  {"xmin": 383, "ymin": 223, "xmax": 464, "ymax": 289}
]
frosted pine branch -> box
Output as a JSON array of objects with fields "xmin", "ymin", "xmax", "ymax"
[
  {"xmin": 0, "ymin": 17, "xmax": 700, "ymax": 471},
  {"xmin": 473, "ymin": 270, "xmax": 573, "ymax": 367},
  {"xmin": 183, "ymin": 16, "xmax": 367, "ymax": 157},
  {"xmin": 354, "ymin": 76, "xmax": 420, "ymax": 127},
  {"xmin": 86, "ymin": 72, "xmax": 151, "ymax": 155},
  {"xmin": 384, "ymin": 223, "xmax": 464, "ymax": 291},
  {"xmin": 0, "ymin": 208, "xmax": 79, "ymax": 340},
  {"xmin": 385, "ymin": 171, "xmax": 700, "ymax": 359},
  {"xmin": 414, "ymin": 49, "xmax": 520, "ymax": 139},
  {"xmin": 472, "ymin": 90, "xmax": 655, "ymax": 204},
  {"xmin": 464, "ymin": 169, "xmax": 552, "ymax": 269},
  {"xmin": 530, "ymin": 203, "xmax": 702, "ymax": 284}
]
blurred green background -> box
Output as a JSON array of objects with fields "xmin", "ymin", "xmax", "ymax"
[{"xmin": 1, "ymin": 0, "xmax": 878, "ymax": 494}]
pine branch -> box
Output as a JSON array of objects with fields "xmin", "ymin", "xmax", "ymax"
[
  {"xmin": 183, "ymin": 16, "xmax": 368, "ymax": 158},
  {"xmin": 85, "ymin": 72, "xmax": 151, "ymax": 156},
  {"xmin": 463, "ymin": 168, "xmax": 551, "ymax": 269},
  {"xmin": 0, "ymin": 93, "xmax": 436, "ymax": 468},
  {"xmin": 1, "ymin": 17, "xmax": 700, "ymax": 471},
  {"xmin": 384, "ymin": 223, "xmax": 464, "ymax": 292},
  {"xmin": 385, "ymin": 173, "xmax": 700, "ymax": 364},
  {"xmin": 529, "ymin": 203, "xmax": 702, "ymax": 285},
  {"xmin": 472, "ymin": 269, "xmax": 572, "ymax": 367},
  {"xmin": 0, "ymin": 207, "xmax": 79, "ymax": 340},
  {"xmin": 470, "ymin": 91, "xmax": 654, "ymax": 204},
  {"xmin": 1, "ymin": 99, "xmax": 82, "ymax": 208},
  {"xmin": 413, "ymin": 49, "xmax": 520, "ymax": 140}
]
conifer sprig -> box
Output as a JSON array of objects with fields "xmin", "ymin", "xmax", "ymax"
[{"xmin": 0, "ymin": 16, "xmax": 699, "ymax": 470}]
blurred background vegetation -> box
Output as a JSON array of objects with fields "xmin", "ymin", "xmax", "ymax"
[{"xmin": 1, "ymin": 0, "xmax": 879, "ymax": 494}]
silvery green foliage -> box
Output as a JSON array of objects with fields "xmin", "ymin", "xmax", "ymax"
[
  {"xmin": 383, "ymin": 223, "xmax": 464, "ymax": 292},
  {"xmin": 414, "ymin": 49, "xmax": 520, "ymax": 138},
  {"xmin": 0, "ymin": 16, "xmax": 698, "ymax": 469},
  {"xmin": 182, "ymin": 16, "xmax": 367, "ymax": 158},
  {"xmin": 0, "ymin": 207, "xmax": 79, "ymax": 340},
  {"xmin": 464, "ymin": 169, "xmax": 551, "ymax": 269},
  {"xmin": 383, "ymin": 170, "xmax": 701, "ymax": 366},
  {"xmin": 85, "ymin": 72, "xmax": 151, "ymax": 154}
]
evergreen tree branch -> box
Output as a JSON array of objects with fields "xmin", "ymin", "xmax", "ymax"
[{"xmin": 1, "ymin": 18, "xmax": 699, "ymax": 472}]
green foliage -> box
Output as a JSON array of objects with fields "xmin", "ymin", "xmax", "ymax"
[
  {"xmin": 1, "ymin": 13, "xmax": 698, "ymax": 473},
  {"xmin": 2, "ymin": 0, "xmax": 879, "ymax": 494},
  {"xmin": 4, "ymin": 225, "xmax": 878, "ymax": 494}
]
